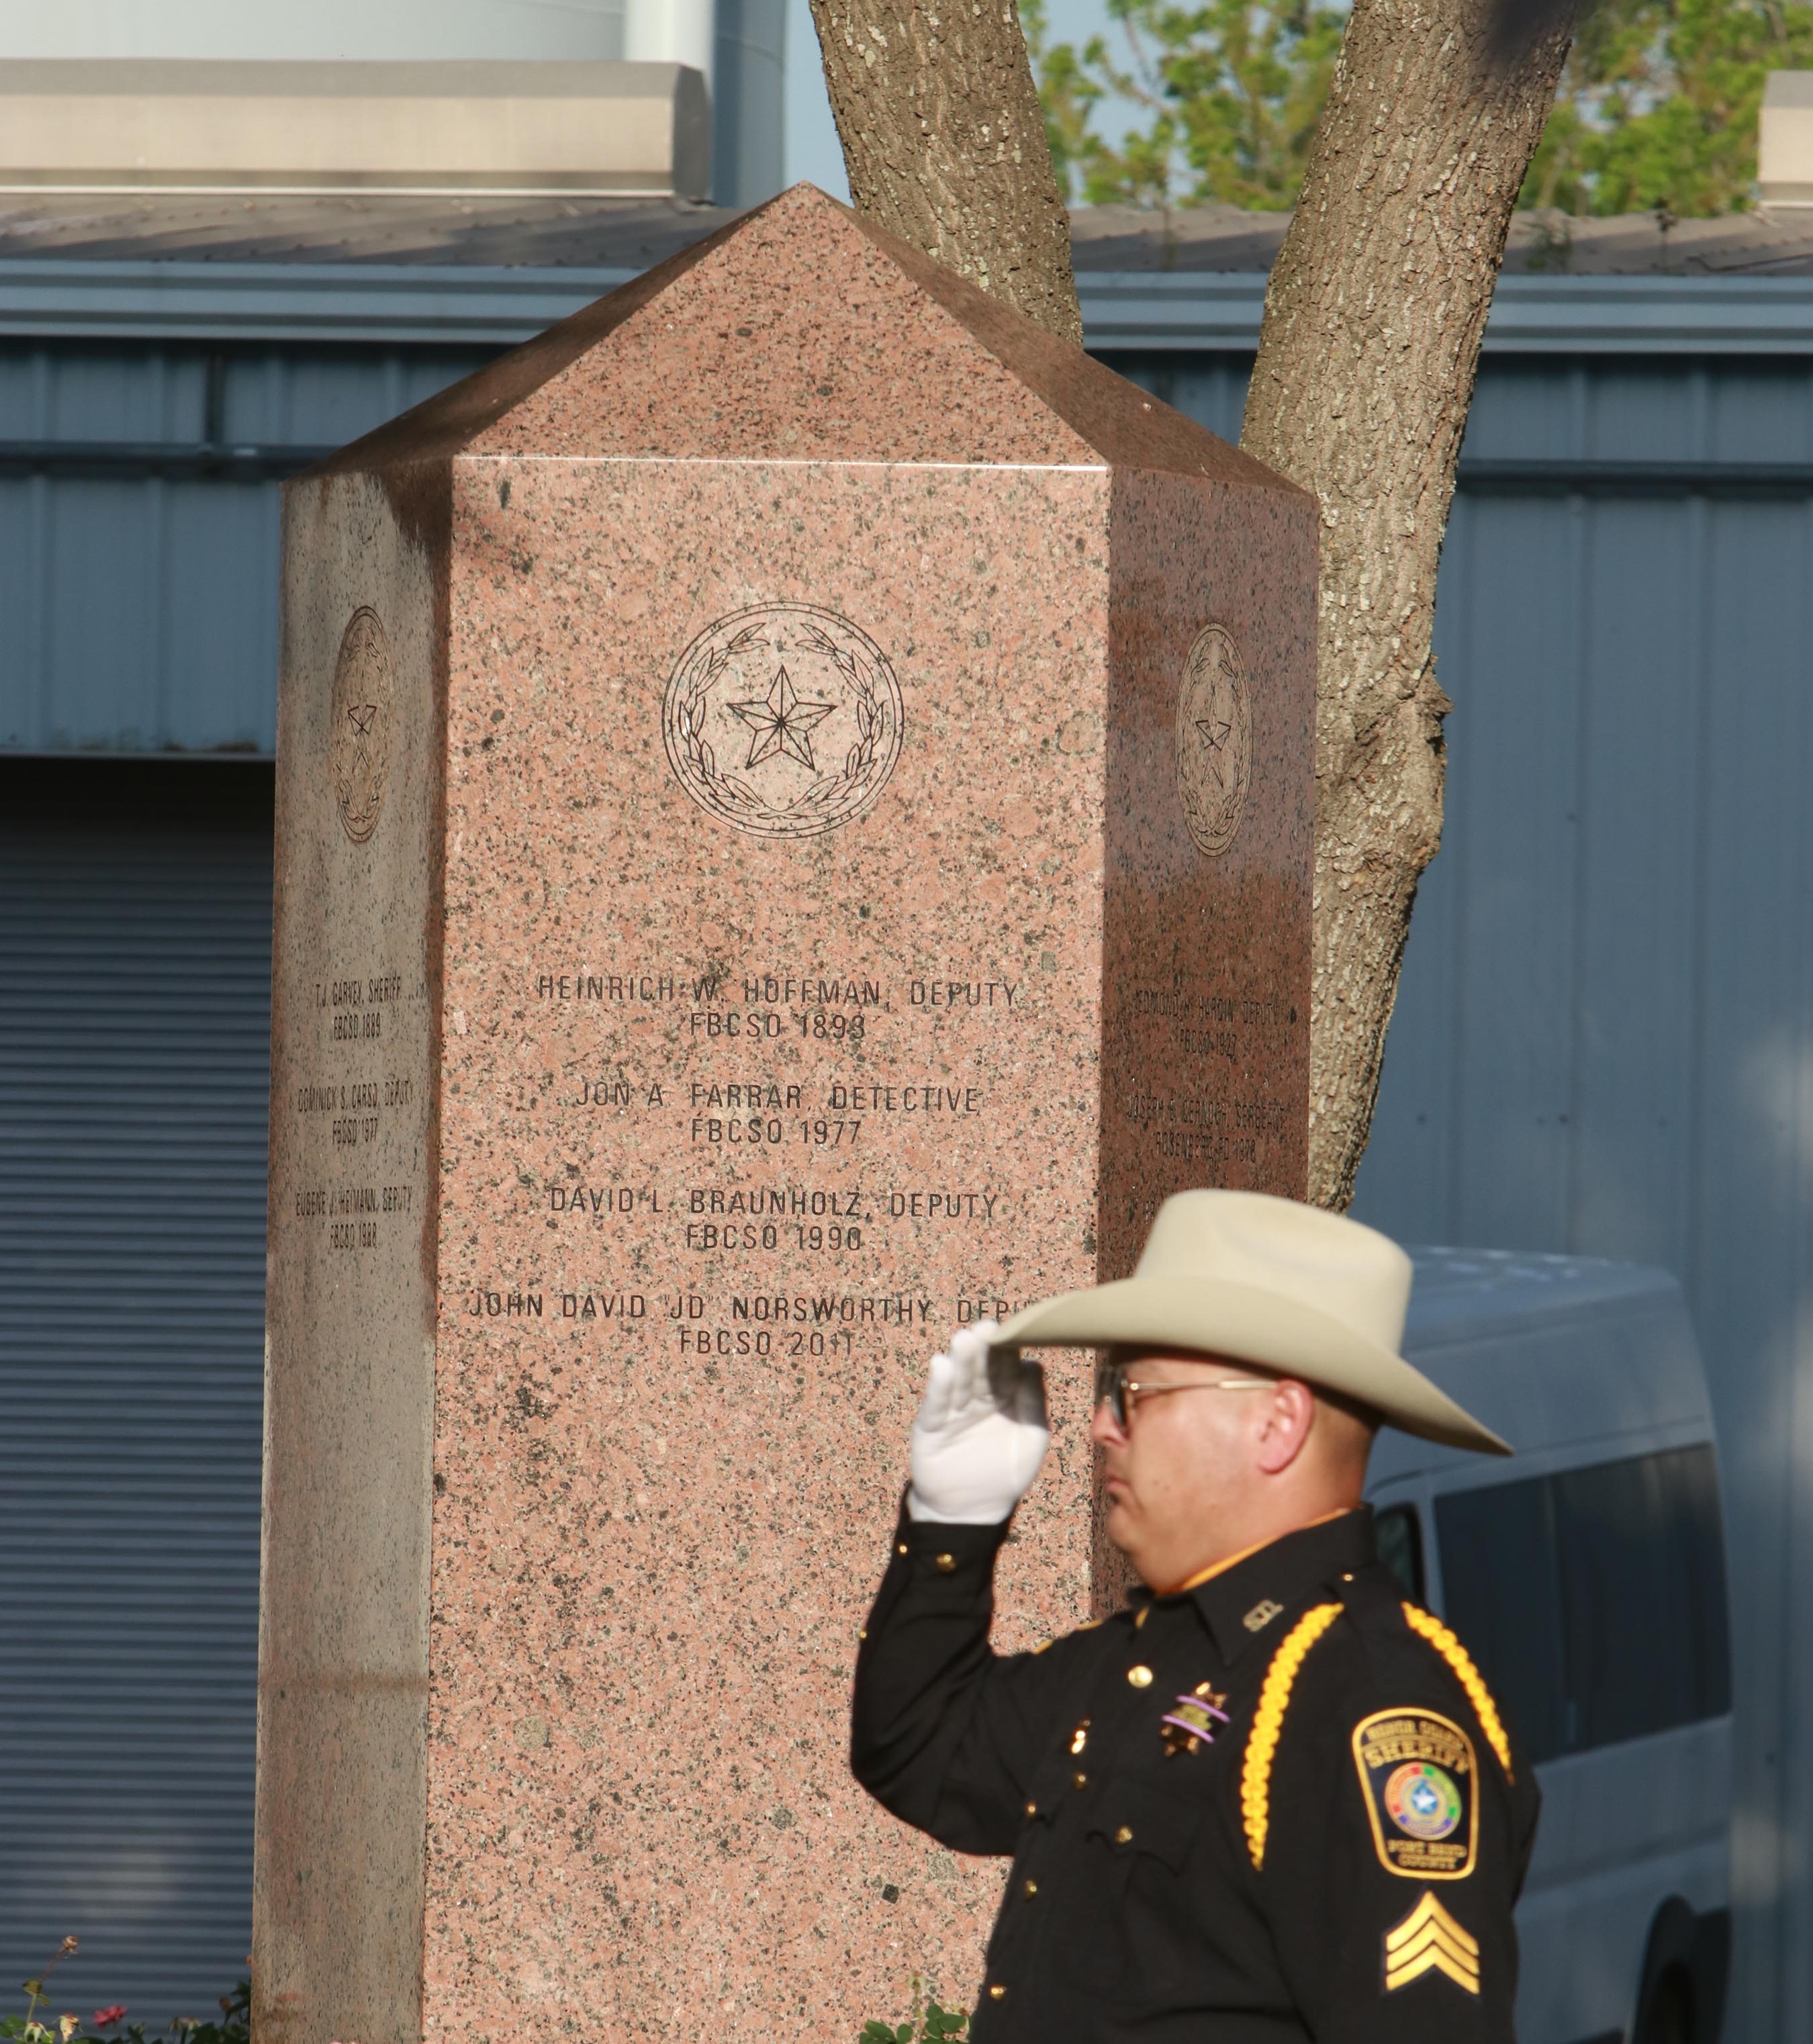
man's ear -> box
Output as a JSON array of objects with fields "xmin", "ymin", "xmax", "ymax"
[{"xmin": 1253, "ymin": 1379, "xmax": 1317, "ymax": 1476}]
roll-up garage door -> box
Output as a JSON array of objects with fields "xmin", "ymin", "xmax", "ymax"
[{"xmin": 0, "ymin": 760, "xmax": 272, "ymax": 2027}]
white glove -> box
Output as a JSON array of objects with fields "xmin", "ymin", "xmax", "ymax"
[{"xmin": 906, "ymin": 1320, "xmax": 1051, "ymax": 1524}]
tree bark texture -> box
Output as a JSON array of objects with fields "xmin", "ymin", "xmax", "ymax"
[
  {"xmin": 806, "ymin": 0, "xmax": 1083, "ymax": 347},
  {"xmin": 1241, "ymin": 0, "xmax": 1573, "ymax": 1211}
]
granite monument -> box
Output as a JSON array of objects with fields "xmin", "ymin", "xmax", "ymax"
[{"xmin": 257, "ymin": 183, "xmax": 1316, "ymax": 2043}]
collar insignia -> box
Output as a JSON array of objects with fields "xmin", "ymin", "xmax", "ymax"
[
  {"xmin": 1161, "ymin": 1682, "xmax": 1231, "ymax": 1757},
  {"xmin": 1242, "ymin": 1598, "xmax": 1285, "ymax": 1633}
]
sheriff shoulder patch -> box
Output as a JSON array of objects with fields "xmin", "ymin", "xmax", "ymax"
[{"xmin": 1351, "ymin": 1708, "xmax": 1479, "ymax": 1879}]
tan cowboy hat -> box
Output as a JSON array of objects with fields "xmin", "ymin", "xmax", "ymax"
[{"xmin": 994, "ymin": 1189, "xmax": 1509, "ymax": 1456}]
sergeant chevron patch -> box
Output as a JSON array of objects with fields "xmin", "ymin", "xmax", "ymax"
[{"xmin": 1383, "ymin": 1890, "xmax": 1480, "ymax": 1996}]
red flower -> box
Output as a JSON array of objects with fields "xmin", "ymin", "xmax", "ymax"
[{"xmin": 93, "ymin": 2008, "xmax": 128, "ymax": 2028}]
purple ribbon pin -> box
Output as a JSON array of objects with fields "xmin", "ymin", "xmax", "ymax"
[{"xmin": 1161, "ymin": 1693, "xmax": 1231, "ymax": 1743}]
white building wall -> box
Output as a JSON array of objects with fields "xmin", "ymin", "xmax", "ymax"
[
  {"xmin": 0, "ymin": 0, "xmax": 790, "ymax": 205},
  {"xmin": 0, "ymin": 0, "xmax": 626, "ymax": 61}
]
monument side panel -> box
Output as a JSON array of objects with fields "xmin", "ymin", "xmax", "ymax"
[
  {"xmin": 1095, "ymin": 468, "xmax": 1316, "ymax": 1597},
  {"xmin": 258, "ymin": 469, "xmax": 449, "ymax": 2044},
  {"xmin": 417, "ymin": 455, "xmax": 1112, "ymax": 2041}
]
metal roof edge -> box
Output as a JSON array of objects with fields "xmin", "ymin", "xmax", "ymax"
[
  {"xmin": 0, "ymin": 258, "xmax": 640, "ymax": 344},
  {"xmin": 0, "ymin": 257, "xmax": 1808, "ymax": 352},
  {"xmin": 1078, "ymin": 270, "xmax": 1813, "ymax": 354}
]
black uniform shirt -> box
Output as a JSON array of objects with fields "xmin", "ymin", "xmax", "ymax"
[{"xmin": 851, "ymin": 1501, "xmax": 1540, "ymax": 2044}]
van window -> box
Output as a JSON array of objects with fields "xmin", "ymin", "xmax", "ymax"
[
  {"xmin": 1554, "ymin": 1450, "xmax": 1721, "ymax": 1745},
  {"xmin": 1375, "ymin": 1503, "xmax": 1426, "ymax": 1603},
  {"xmin": 1435, "ymin": 1474, "xmax": 1569, "ymax": 1763},
  {"xmin": 1434, "ymin": 1445, "xmax": 1729, "ymax": 1762},
  {"xmin": 1665, "ymin": 1442, "xmax": 1734, "ymax": 1718}
]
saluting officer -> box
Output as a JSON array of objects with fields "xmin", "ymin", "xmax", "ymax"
[{"xmin": 851, "ymin": 1189, "xmax": 1540, "ymax": 2041}]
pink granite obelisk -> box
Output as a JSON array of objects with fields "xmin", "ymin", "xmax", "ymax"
[{"xmin": 258, "ymin": 183, "xmax": 1315, "ymax": 2044}]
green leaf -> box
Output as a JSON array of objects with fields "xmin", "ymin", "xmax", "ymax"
[
  {"xmin": 1518, "ymin": 0, "xmax": 1813, "ymax": 216},
  {"xmin": 1027, "ymin": 0, "xmax": 1811, "ymax": 218}
]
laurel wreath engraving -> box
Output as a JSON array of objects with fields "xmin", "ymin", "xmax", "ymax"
[
  {"xmin": 663, "ymin": 603, "xmax": 903, "ymax": 839},
  {"xmin": 328, "ymin": 605, "xmax": 394, "ymax": 847},
  {"xmin": 1176, "ymin": 622, "xmax": 1252, "ymax": 859},
  {"xmin": 675, "ymin": 621, "xmax": 769, "ymax": 796}
]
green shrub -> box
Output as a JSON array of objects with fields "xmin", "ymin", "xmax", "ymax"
[{"xmin": 860, "ymin": 1976, "xmax": 970, "ymax": 2043}]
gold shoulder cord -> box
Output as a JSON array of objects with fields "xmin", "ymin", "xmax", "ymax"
[
  {"xmin": 1400, "ymin": 1602, "xmax": 1514, "ymax": 1780},
  {"xmin": 1241, "ymin": 1602, "xmax": 1342, "ymax": 1869}
]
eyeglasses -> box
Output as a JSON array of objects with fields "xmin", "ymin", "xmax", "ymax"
[{"xmin": 1092, "ymin": 1361, "xmax": 1274, "ymax": 1430}]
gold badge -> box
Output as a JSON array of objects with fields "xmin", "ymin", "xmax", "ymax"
[
  {"xmin": 1160, "ymin": 1683, "xmax": 1229, "ymax": 1757},
  {"xmin": 1383, "ymin": 1891, "xmax": 1479, "ymax": 1995},
  {"xmin": 1351, "ymin": 1708, "xmax": 1479, "ymax": 1879}
]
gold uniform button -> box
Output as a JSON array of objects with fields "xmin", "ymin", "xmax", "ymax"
[
  {"xmin": 934, "ymin": 1552, "xmax": 958, "ymax": 1575},
  {"xmin": 1072, "ymin": 1771, "xmax": 1087, "ymax": 1789},
  {"xmin": 1127, "ymin": 1664, "xmax": 1154, "ymax": 1688},
  {"xmin": 988, "ymin": 1985, "xmax": 1007, "ymax": 2002},
  {"xmin": 1114, "ymin": 1824, "xmax": 1134, "ymax": 1845},
  {"xmin": 897, "ymin": 1543, "xmax": 909, "ymax": 1556},
  {"xmin": 1025, "ymin": 1800, "xmax": 1037, "ymax": 1817},
  {"xmin": 1023, "ymin": 1879, "xmax": 1038, "ymax": 1898}
]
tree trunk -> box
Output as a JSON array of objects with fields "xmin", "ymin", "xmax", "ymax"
[
  {"xmin": 805, "ymin": 0, "xmax": 1082, "ymax": 347},
  {"xmin": 1241, "ymin": 0, "xmax": 1574, "ymax": 1211},
  {"xmin": 813, "ymin": 0, "xmax": 1571, "ymax": 1211}
]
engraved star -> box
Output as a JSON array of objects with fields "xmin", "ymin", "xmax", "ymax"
[
  {"xmin": 729, "ymin": 665, "xmax": 835, "ymax": 771},
  {"xmin": 1195, "ymin": 714, "xmax": 1233, "ymax": 786},
  {"xmin": 347, "ymin": 703, "xmax": 378, "ymax": 737}
]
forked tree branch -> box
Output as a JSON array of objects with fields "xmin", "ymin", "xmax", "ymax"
[{"xmin": 1242, "ymin": 0, "xmax": 1575, "ymax": 1209}]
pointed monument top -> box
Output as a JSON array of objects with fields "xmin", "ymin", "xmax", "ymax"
[{"xmin": 324, "ymin": 183, "xmax": 1293, "ymax": 487}]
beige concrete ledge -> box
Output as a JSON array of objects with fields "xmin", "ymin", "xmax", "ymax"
[{"xmin": 0, "ymin": 58, "xmax": 711, "ymax": 199}]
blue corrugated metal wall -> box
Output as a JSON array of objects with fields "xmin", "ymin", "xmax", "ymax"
[
  {"xmin": 0, "ymin": 342, "xmax": 493, "ymax": 755},
  {"xmin": 1128, "ymin": 348, "xmax": 1813, "ymax": 2043},
  {"xmin": 1364, "ymin": 403, "xmax": 1813, "ymax": 2044},
  {"xmin": 6, "ymin": 327, "xmax": 1813, "ymax": 2037},
  {"xmin": 0, "ymin": 761, "xmax": 274, "ymax": 2027}
]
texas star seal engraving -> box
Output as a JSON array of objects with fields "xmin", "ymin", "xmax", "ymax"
[
  {"xmin": 663, "ymin": 603, "xmax": 904, "ymax": 839},
  {"xmin": 328, "ymin": 605, "xmax": 394, "ymax": 846},
  {"xmin": 1176, "ymin": 622, "xmax": 1253, "ymax": 857}
]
